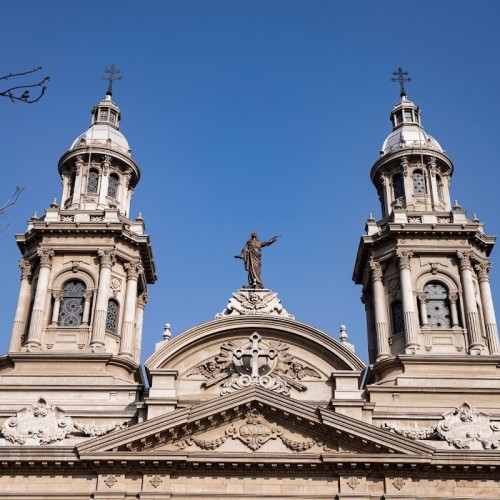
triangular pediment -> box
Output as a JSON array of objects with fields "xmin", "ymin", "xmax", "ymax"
[{"xmin": 78, "ymin": 388, "xmax": 433, "ymax": 459}]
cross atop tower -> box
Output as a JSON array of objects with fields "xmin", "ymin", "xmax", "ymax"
[
  {"xmin": 101, "ymin": 65, "xmax": 122, "ymax": 97},
  {"xmin": 391, "ymin": 67, "xmax": 411, "ymax": 98}
]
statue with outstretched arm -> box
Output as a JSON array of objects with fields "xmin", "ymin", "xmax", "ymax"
[{"xmin": 235, "ymin": 232, "xmax": 280, "ymax": 289}]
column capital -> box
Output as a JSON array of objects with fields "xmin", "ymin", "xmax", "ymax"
[
  {"xmin": 19, "ymin": 259, "xmax": 32, "ymax": 280},
  {"xmin": 449, "ymin": 291, "xmax": 458, "ymax": 303},
  {"xmin": 475, "ymin": 262, "xmax": 492, "ymax": 282},
  {"xmin": 97, "ymin": 248, "xmax": 116, "ymax": 269},
  {"xmin": 369, "ymin": 260, "xmax": 383, "ymax": 281},
  {"xmin": 396, "ymin": 250, "xmax": 413, "ymax": 269},
  {"xmin": 124, "ymin": 261, "xmax": 144, "ymax": 280},
  {"xmin": 52, "ymin": 290, "xmax": 62, "ymax": 301},
  {"xmin": 37, "ymin": 248, "xmax": 54, "ymax": 268},
  {"xmin": 400, "ymin": 155, "xmax": 410, "ymax": 174},
  {"xmin": 137, "ymin": 290, "xmax": 149, "ymax": 308},
  {"xmin": 457, "ymin": 250, "xmax": 473, "ymax": 270},
  {"xmin": 417, "ymin": 292, "xmax": 427, "ymax": 303},
  {"xmin": 84, "ymin": 289, "xmax": 94, "ymax": 301},
  {"xmin": 361, "ymin": 291, "xmax": 372, "ymax": 309}
]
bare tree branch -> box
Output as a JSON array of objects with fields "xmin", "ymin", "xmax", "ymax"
[
  {"xmin": 0, "ymin": 67, "xmax": 50, "ymax": 104},
  {"xmin": 0, "ymin": 187, "xmax": 24, "ymax": 219}
]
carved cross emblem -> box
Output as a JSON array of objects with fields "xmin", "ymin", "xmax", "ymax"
[{"xmin": 233, "ymin": 332, "xmax": 277, "ymax": 382}]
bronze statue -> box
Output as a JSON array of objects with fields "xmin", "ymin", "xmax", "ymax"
[{"xmin": 235, "ymin": 232, "xmax": 280, "ymax": 289}]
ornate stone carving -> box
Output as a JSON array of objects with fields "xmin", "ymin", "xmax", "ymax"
[
  {"xmin": 396, "ymin": 250, "xmax": 413, "ymax": 269},
  {"xmin": 104, "ymin": 474, "xmax": 117, "ymax": 488},
  {"xmin": 90, "ymin": 215, "xmax": 104, "ymax": 222},
  {"xmin": 383, "ymin": 402, "xmax": 500, "ymax": 450},
  {"xmin": 393, "ymin": 477, "xmax": 406, "ymax": 490},
  {"xmin": 176, "ymin": 410, "xmax": 329, "ymax": 453},
  {"xmin": 98, "ymin": 248, "xmax": 116, "ymax": 268},
  {"xmin": 73, "ymin": 421, "xmax": 127, "ymax": 437},
  {"xmin": 400, "ymin": 156, "xmax": 409, "ymax": 176},
  {"xmin": 137, "ymin": 290, "xmax": 149, "ymax": 306},
  {"xmin": 124, "ymin": 261, "xmax": 143, "ymax": 279},
  {"xmin": 437, "ymin": 217, "xmax": 451, "ymax": 223},
  {"xmin": 226, "ymin": 409, "xmax": 283, "ymax": 450},
  {"xmin": 475, "ymin": 262, "xmax": 492, "ymax": 282},
  {"xmin": 150, "ymin": 475, "xmax": 162, "ymax": 488},
  {"xmin": 110, "ymin": 277, "xmax": 122, "ymax": 297},
  {"xmin": 187, "ymin": 333, "xmax": 320, "ymax": 396},
  {"xmin": 457, "ymin": 251, "xmax": 473, "ymax": 270},
  {"xmin": 369, "ymin": 260, "xmax": 383, "ymax": 281},
  {"xmin": 37, "ymin": 248, "xmax": 54, "ymax": 267},
  {"xmin": 61, "ymin": 214, "xmax": 75, "ymax": 222},
  {"xmin": 408, "ymin": 216, "xmax": 421, "ymax": 223},
  {"xmin": 437, "ymin": 402, "xmax": 500, "ymax": 449},
  {"xmin": 347, "ymin": 477, "xmax": 360, "ymax": 490},
  {"xmin": 216, "ymin": 289, "xmax": 294, "ymax": 319},
  {"xmin": 1, "ymin": 398, "xmax": 73, "ymax": 445},
  {"xmin": 19, "ymin": 259, "xmax": 32, "ymax": 280}
]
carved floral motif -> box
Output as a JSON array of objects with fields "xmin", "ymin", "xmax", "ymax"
[
  {"xmin": 393, "ymin": 477, "xmax": 406, "ymax": 490},
  {"xmin": 150, "ymin": 475, "xmax": 162, "ymax": 488},
  {"xmin": 369, "ymin": 260, "xmax": 383, "ymax": 281},
  {"xmin": 216, "ymin": 289, "xmax": 294, "ymax": 319},
  {"xmin": 104, "ymin": 474, "xmax": 117, "ymax": 488},
  {"xmin": 73, "ymin": 421, "xmax": 128, "ymax": 437},
  {"xmin": 19, "ymin": 259, "xmax": 32, "ymax": 280},
  {"xmin": 346, "ymin": 477, "xmax": 360, "ymax": 490}
]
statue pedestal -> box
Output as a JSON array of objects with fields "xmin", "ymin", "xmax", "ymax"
[{"xmin": 215, "ymin": 288, "xmax": 294, "ymax": 319}]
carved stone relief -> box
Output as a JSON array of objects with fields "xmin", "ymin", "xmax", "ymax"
[
  {"xmin": 216, "ymin": 289, "xmax": 294, "ymax": 319},
  {"xmin": 382, "ymin": 402, "xmax": 500, "ymax": 450},
  {"xmin": 187, "ymin": 333, "xmax": 321, "ymax": 396},
  {"xmin": 0, "ymin": 398, "xmax": 128, "ymax": 445},
  {"xmin": 176, "ymin": 409, "xmax": 330, "ymax": 453}
]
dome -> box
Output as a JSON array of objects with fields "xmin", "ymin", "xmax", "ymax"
[
  {"xmin": 70, "ymin": 123, "xmax": 131, "ymax": 155},
  {"xmin": 380, "ymin": 96, "xmax": 443, "ymax": 156},
  {"xmin": 381, "ymin": 124, "xmax": 443, "ymax": 155},
  {"xmin": 69, "ymin": 95, "xmax": 132, "ymax": 156}
]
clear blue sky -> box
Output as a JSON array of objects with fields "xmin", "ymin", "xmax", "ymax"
[{"xmin": 1, "ymin": 1, "xmax": 499, "ymax": 365}]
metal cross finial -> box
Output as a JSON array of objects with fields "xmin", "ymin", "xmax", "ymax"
[
  {"xmin": 391, "ymin": 67, "xmax": 411, "ymax": 98},
  {"xmin": 101, "ymin": 65, "xmax": 122, "ymax": 96}
]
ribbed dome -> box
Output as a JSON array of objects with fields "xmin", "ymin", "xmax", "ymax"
[
  {"xmin": 381, "ymin": 125, "xmax": 443, "ymax": 155},
  {"xmin": 380, "ymin": 96, "xmax": 443, "ymax": 156},
  {"xmin": 69, "ymin": 95, "xmax": 131, "ymax": 155}
]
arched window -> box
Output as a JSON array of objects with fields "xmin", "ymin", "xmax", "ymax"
[
  {"xmin": 412, "ymin": 170, "xmax": 426, "ymax": 195},
  {"xmin": 58, "ymin": 280, "xmax": 86, "ymax": 327},
  {"xmin": 87, "ymin": 169, "xmax": 99, "ymax": 193},
  {"xmin": 393, "ymin": 173, "xmax": 405, "ymax": 200},
  {"xmin": 424, "ymin": 282, "xmax": 451, "ymax": 328},
  {"xmin": 391, "ymin": 300, "xmax": 405, "ymax": 335},
  {"xmin": 106, "ymin": 299, "xmax": 119, "ymax": 334},
  {"xmin": 107, "ymin": 173, "xmax": 119, "ymax": 199}
]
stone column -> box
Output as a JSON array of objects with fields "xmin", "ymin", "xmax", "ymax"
[
  {"xmin": 369, "ymin": 260, "xmax": 391, "ymax": 361},
  {"xmin": 475, "ymin": 263, "xmax": 500, "ymax": 354},
  {"xmin": 90, "ymin": 249, "xmax": 116, "ymax": 349},
  {"xmin": 97, "ymin": 156, "xmax": 111, "ymax": 209},
  {"xmin": 71, "ymin": 156, "xmax": 84, "ymax": 209},
  {"xmin": 361, "ymin": 291, "xmax": 376, "ymax": 364},
  {"xmin": 396, "ymin": 250, "xmax": 420, "ymax": 352},
  {"xmin": 378, "ymin": 174, "xmax": 391, "ymax": 217},
  {"xmin": 457, "ymin": 251, "xmax": 484, "ymax": 354},
  {"xmin": 401, "ymin": 156, "xmax": 412, "ymax": 208},
  {"xmin": 61, "ymin": 176, "xmax": 69, "ymax": 207},
  {"xmin": 119, "ymin": 261, "xmax": 143, "ymax": 357},
  {"xmin": 134, "ymin": 290, "xmax": 148, "ymax": 363},
  {"xmin": 449, "ymin": 292, "xmax": 460, "ymax": 327},
  {"xmin": 50, "ymin": 290, "xmax": 62, "ymax": 326},
  {"xmin": 118, "ymin": 172, "xmax": 130, "ymax": 216},
  {"xmin": 82, "ymin": 289, "xmax": 93, "ymax": 326},
  {"xmin": 9, "ymin": 259, "xmax": 33, "ymax": 351},
  {"xmin": 428, "ymin": 157, "xmax": 441, "ymax": 210},
  {"xmin": 417, "ymin": 293, "xmax": 429, "ymax": 328},
  {"xmin": 26, "ymin": 249, "xmax": 54, "ymax": 349}
]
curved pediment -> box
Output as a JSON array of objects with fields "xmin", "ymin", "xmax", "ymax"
[{"xmin": 144, "ymin": 315, "xmax": 365, "ymax": 415}]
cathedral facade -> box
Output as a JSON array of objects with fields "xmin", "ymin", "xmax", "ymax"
[{"xmin": 0, "ymin": 83, "xmax": 499, "ymax": 499}]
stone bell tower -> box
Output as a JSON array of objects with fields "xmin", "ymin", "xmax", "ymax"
[
  {"xmin": 2, "ymin": 73, "xmax": 156, "ymax": 423},
  {"xmin": 353, "ymin": 71, "xmax": 500, "ymax": 427}
]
